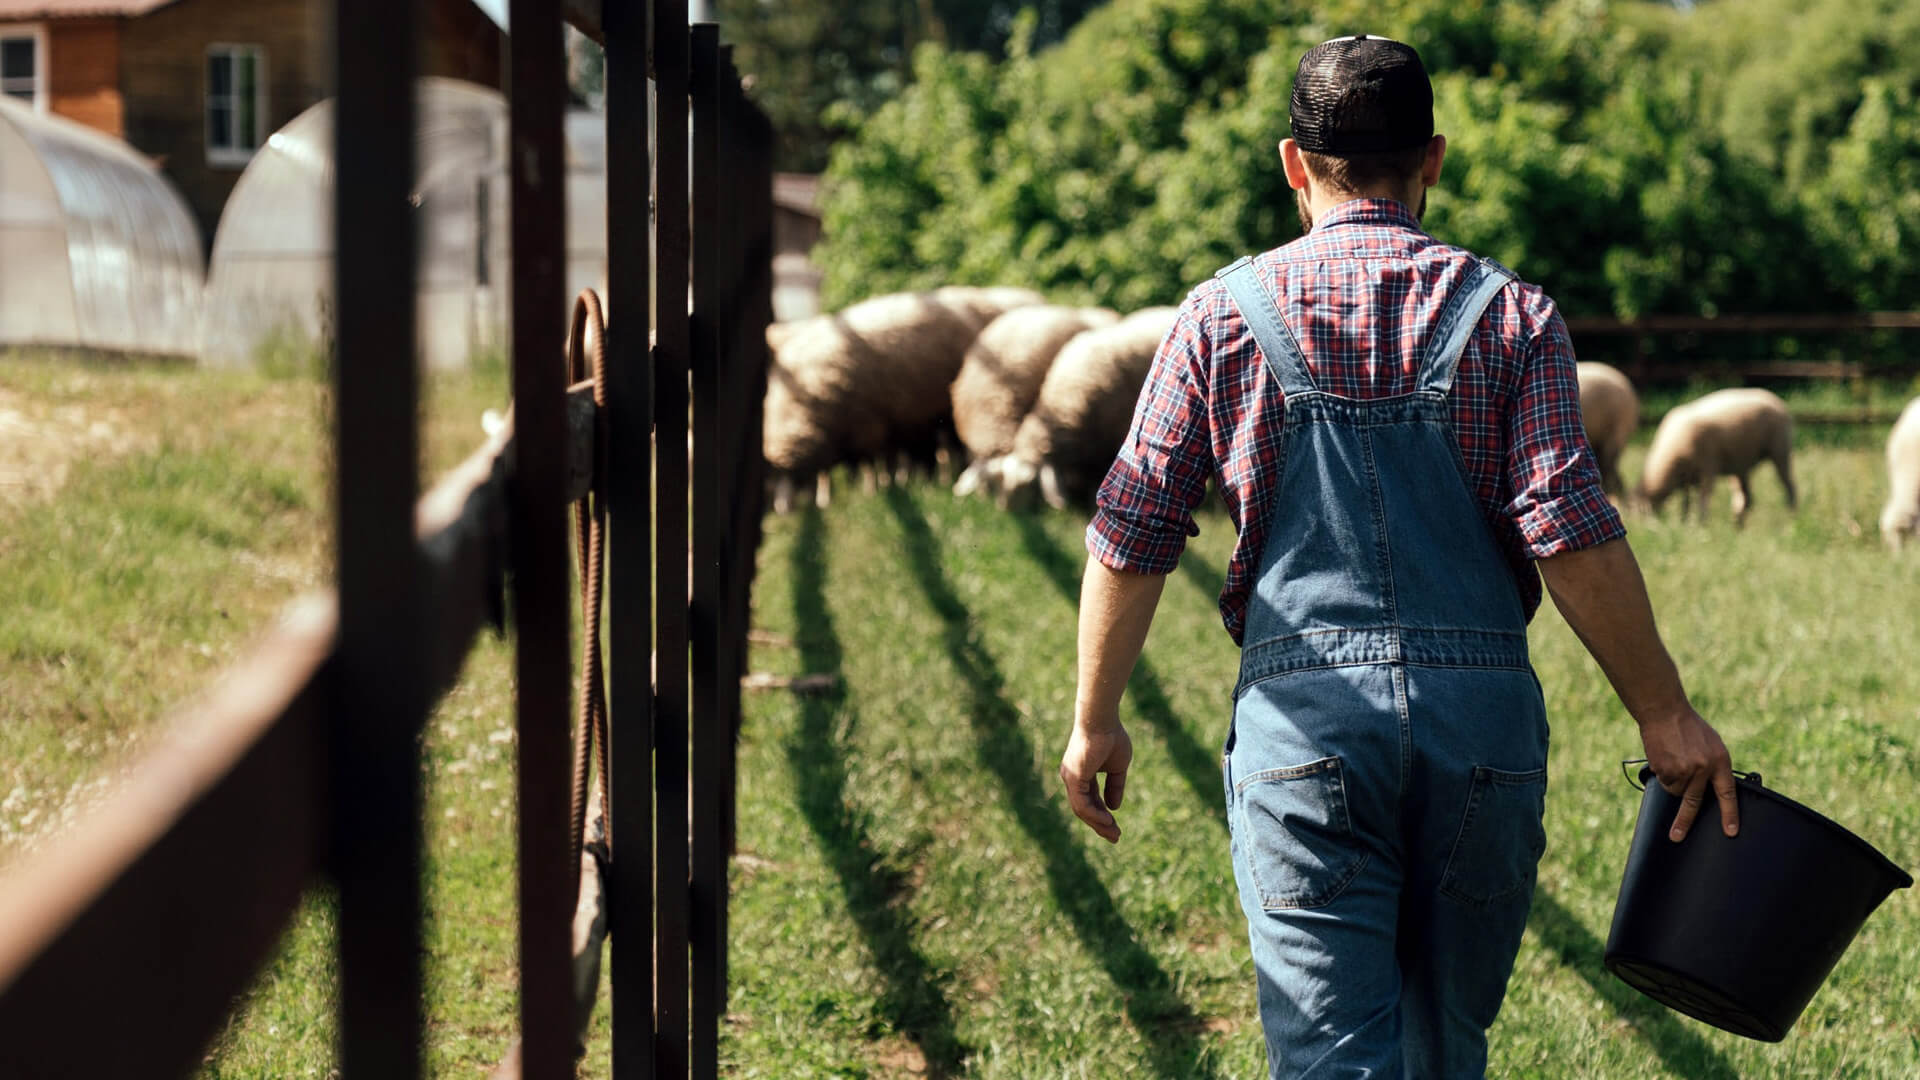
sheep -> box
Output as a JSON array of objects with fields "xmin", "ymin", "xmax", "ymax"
[
  {"xmin": 762, "ymin": 287, "xmax": 1044, "ymax": 511},
  {"xmin": 986, "ymin": 305, "xmax": 1180, "ymax": 510},
  {"xmin": 950, "ymin": 305, "xmax": 1120, "ymax": 496},
  {"xmin": 1880, "ymin": 397, "xmax": 1920, "ymax": 552},
  {"xmin": 1638, "ymin": 387, "xmax": 1797, "ymax": 524},
  {"xmin": 931, "ymin": 285, "xmax": 1048, "ymax": 331},
  {"xmin": 1577, "ymin": 362, "xmax": 1639, "ymax": 497}
]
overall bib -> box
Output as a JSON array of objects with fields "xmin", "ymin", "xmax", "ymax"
[{"xmin": 1216, "ymin": 256, "xmax": 1549, "ymax": 1079}]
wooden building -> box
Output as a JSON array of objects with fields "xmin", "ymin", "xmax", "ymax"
[{"xmin": 0, "ymin": 0, "xmax": 504, "ymax": 249}]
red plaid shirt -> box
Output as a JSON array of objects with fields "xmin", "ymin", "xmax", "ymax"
[{"xmin": 1089, "ymin": 198, "xmax": 1624, "ymax": 644}]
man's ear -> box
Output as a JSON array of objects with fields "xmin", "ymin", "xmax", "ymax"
[
  {"xmin": 1280, "ymin": 138, "xmax": 1311, "ymax": 192},
  {"xmin": 1422, "ymin": 134, "xmax": 1447, "ymax": 189}
]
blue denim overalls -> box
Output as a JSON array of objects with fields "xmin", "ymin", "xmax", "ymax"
[{"xmin": 1216, "ymin": 255, "xmax": 1550, "ymax": 1079}]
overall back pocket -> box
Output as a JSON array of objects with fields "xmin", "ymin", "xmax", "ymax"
[
  {"xmin": 1236, "ymin": 756, "xmax": 1366, "ymax": 910},
  {"xmin": 1439, "ymin": 765, "xmax": 1547, "ymax": 908}
]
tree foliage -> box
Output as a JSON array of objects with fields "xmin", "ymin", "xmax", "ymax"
[
  {"xmin": 716, "ymin": 0, "xmax": 1104, "ymax": 172},
  {"xmin": 812, "ymin": 0, "xmax": 1920, "ymax": 320}
]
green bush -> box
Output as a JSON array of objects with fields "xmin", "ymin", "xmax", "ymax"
[{"xmin": 815, "ymin": 0, "xmax": 1920, "ymax": 323}]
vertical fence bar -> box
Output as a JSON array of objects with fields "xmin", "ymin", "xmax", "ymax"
[
  {"xmin": 507, "ymin": 0, "xmax": 576, "ymax": 1075},
  {"xmin": 603, "ymin": 0, "xmax": 656, "ymax": 1075},
  {"xmin": 726, "ymin": 53, "xmax": 774, "ymax": 1004},
  {"xmin": 329, "ymin": 0, "xmax": 423, "ymax": 1072},
  {"xmin": 686, "ymin": 23, "xmax": 722, "ymax": 1078},
  {"xmin": 652, "ymin": 0, "xmax": 692, "ymax": 1074}
]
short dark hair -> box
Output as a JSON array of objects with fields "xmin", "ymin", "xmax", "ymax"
[{"xmin": 1299, "ymin": 144, "xmax": 1429, "ymax": 196}]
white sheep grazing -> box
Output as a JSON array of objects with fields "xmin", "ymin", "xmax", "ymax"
[
  {"xmin": 931, "ymin": 285, "xmax": 1048, "ymax": 332},
  {"xmin": 950, "ymin": 305, "xmax": 1120, "ymax": 496},
  {"xmin": 1639, "ymin": 387, "xmax": 1797, "ymax": 524},
  {"xmin": 1576, "ymin": 362, "xmax": 1639, "ymax": 497},
  {"xmin": 1880, "ymin": 397, "xmax": 1920, "ymax": 552},
  {"xmin": 991, "ymin": 305, "xmax": 1180, "ymax": 510},
  {"xmin": 762, "ymin": 287, "xmax": 1043, "ymax": 510}
]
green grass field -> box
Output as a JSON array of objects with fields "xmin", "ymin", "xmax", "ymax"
[{"xmin": 3, "ymin": 354, "xmax": 1918, "ymax": 1077}]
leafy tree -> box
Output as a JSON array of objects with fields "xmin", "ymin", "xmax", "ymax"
[
  {"xmin": 716, "ymin": 0, "xmax": 1104, "ymax": 172},
  {"xmin": 813, "ymin": 0, "xmax": 1917, "ymax": 323}
]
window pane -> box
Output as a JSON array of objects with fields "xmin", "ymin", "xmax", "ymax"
[
  {"xmin": 2, "ymin": 87, "xmax": 33, "ymax": 104},
  {"xmin": 236, "ymin": 53, "xmax": 256, "ymax": 146},
  {"xmin": 209, "ymin": 102, "xmax": 232, "ymax": 149},
  {"xmin": 236, "ymin": 88, "xmax": 256, "ymax": 148},
  {"xmin": 1, "ymin": 38, "xmax": 33, "ymax": 80},
  {"xmin": 208, "ymin": 52, "xmax": 231, "ymax": 96}
]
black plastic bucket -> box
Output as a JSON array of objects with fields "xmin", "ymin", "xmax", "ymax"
[{"xmin": 1604, "ymin": 765, "xmax": 1912, "ymax": 1041}]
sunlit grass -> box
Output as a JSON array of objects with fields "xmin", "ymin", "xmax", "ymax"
[{"xmin": 3, "ymin": 352, "xmax": 1916, "ymax": 1077}]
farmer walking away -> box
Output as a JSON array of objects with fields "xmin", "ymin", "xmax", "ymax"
[{"xmin": 1058, "ymin": 34, "xmax": 1740, "ymax": 1078}]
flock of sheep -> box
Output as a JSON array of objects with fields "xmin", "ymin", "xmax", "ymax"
[
  {"xmin": 763, "ymin": 287, "xmax": 1175, "ymax": 511},
  {"xmin": 759, "ymin": 286, "xmax": 1920, "ymax": 552},
  {"xmin": 1579, "ymin": 362, "xmax": 1919, "ymax": 550}
]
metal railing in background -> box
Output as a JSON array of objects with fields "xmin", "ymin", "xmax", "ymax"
[
  {"xmin": 1566, "ymin": 311, "xmax": 1920, "ymax": 389},
  {"xmin": 0, "ymin": 0, "xmax": 773, "ymax": 1076}
]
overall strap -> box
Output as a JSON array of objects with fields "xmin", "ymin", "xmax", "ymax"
[
  {"xmin": 1216, "ymin": 256, "xmax": 1318, "ymax": 397},
  {"xmin": 1418, "ymin": 257, "xmax": 1516, "ymax": 395}
]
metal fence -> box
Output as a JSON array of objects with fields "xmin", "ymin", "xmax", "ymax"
[
  {"xmin": 0, "ymin": 1, "xmax": 772, "ymax": 1077},
  {"xmin": 1566, "ymin": 312, "xmax": 1920, "ymax": 389}
]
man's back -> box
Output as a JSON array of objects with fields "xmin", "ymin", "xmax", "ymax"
[{"xmin": 1088, "ymin": 197, "xmax": 1621, "ymax": 643}]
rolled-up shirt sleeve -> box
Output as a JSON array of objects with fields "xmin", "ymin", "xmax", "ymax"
[
  {"xmin": 1087, "ymin": 299, "xmax": 1216, "ymax": 575},
  {"xmin": 1501, "ymin": 300, "xmax": 1626, "ymax": 558}
]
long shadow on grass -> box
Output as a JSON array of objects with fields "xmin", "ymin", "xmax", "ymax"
[
  {"xmin": 1175, "ymin": 547, "xmax": 1226, "ymax": 609},
  {"xmin": 883, "ymin": 488, "xmax": 1220, "ymax": 1078},
  {"xmin": 1008, "ymin": 514, "xmax": 1227, "ymax": 831},
  {"xmin": 787, "ymin": 506, "xmax": 970, "ymax": 1076},
  {"xmin": 1527, "ymin": 890, "xmax": 1739, "ymax": 1078}
]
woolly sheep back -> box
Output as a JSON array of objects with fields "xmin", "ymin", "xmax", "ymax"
[
  {"xmin": 951, "ymin": 305, "xmax": 1120, "ymax": 461},
  {"xmin": 1640, "ymin": 387, "xmax": 1796, "ymax": 523},
  {"xmin": 1005, "ymin": 305, "xmax": 1179, "ymax": 505},
  {"xmin": 761, "ymin": 290, "xmax": 991, "ymax": 475},
  {"xmin": 1881, "ymin": 397, "xmax": 1920, "ymax": 551},
  {"xmin": 1576, "ymin": 362, "xmax": 1638, "ymax": 496}
]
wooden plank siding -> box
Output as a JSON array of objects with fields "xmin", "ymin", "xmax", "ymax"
[
  {"xmin": 47, "ymin": 18, "xmax": 121, "ymax": 137},
  {"xmin": 117, "ymin": 0, "xmax": 330, "ymax": 248},
  {"xmin": 116, "ymin": 0, "xmax": 503, "ymax": 249}
]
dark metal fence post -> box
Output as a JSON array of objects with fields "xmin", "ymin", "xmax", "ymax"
[
  {"xmin": 652, "ymin": 0, "xmax": 692, "ymax": 1075},
  {"xmin": 507, "ymin": 0, "xmax": 577, "ymax": 1075},
  {"xmin": 686, "ymin": 23, "xmax": 723, "ymax": 1078},
  {"xmin": 603, "ymin": 0, "xmax": 657, "ymax": 1075},
  {"xmin": 330, "ymin": 0, "xmax": 424, "ymax": 1072}
]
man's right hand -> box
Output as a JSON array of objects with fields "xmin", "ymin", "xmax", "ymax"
[{"xmin": 1637, "ymin": 708, "xmax": 1739, "ymax": 842}]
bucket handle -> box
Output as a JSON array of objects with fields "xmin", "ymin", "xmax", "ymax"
[{"xmin": 1621, "ymin": 758, "xmax": 1762, "ymax": 791}]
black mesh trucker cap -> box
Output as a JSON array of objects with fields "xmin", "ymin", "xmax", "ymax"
[{"xmin": 1289, "ymin": 35, "xmax": 1434, "ymax": 154}]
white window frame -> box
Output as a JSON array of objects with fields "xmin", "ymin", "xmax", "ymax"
[
  {"xmin": 205, "ymin": 42, "xmax": 267, "ymax": 168},
  {"xmin": 0, "ymin": 23, "xmax": 48, "ymax": 113}
]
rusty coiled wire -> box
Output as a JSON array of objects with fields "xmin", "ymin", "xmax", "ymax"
[{"xmin": 566, "ymin": 288, "xmax": 611, "ymax": 897}]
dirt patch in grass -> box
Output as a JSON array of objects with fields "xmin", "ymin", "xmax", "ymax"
[
  {"xmin": 870, "ymin": 1035, "xmax": 931, "ymax": 1077},
  {"xmin": 0, "ymin": 386, "xmax": 155, "ymax": 505}
]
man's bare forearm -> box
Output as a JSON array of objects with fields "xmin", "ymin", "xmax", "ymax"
[
  {"xmin": 1538, "ymin": 536, "xmax": 1738, "ymax": 839},
  {"xmin": 1535, "ymin": 538, "xmax": 1690, "ymax": 724},
  {"xmin": 1075, "ymin": 557, "xmax": 1168, "ymax": 732}
]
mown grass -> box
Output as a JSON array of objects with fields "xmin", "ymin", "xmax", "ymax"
[
  {"xmin": 0, "ymin": 352, "xmax": 541, "ymax": 1077},
  {"xmin": 3, "ymin": 354, "xmax": 1918, "ymax": 1077},
  {"xmin": 728, "ymin": 431, "xmax": 1920, "ymax": 1077}
]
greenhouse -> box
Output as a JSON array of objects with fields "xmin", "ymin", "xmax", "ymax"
[
  {"xmin": 0, "ymin": 95, "xmax": 204, "ymax": 357},
  {"xmin": 202, "ymin": 77, "xmax": 609, "ymax": 370}
]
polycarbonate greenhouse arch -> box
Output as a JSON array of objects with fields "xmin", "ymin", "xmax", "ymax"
[{"xmin": 0, "ymin": 95, "xmax": 204, "ymax": 357}]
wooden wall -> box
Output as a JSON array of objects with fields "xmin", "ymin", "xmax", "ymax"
[
  {"xmin": 48, "ymin": 19, "xmax": 122, "ymax": 138},
  {"xmin": 119, "ymin": 0, "xmax": 329, "ymax": 252},
  {"xmin": 118, "ymin": 0, "xmax": 504, "ymax": 253}
]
